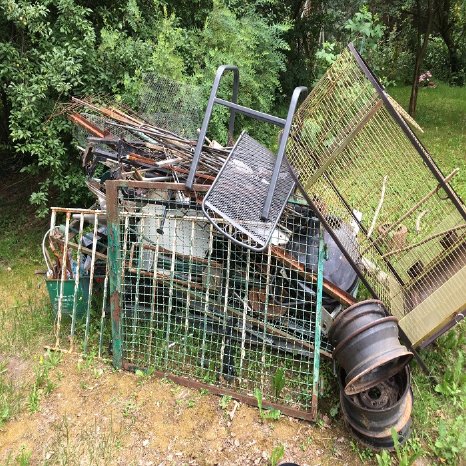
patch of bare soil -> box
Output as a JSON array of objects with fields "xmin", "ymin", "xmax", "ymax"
[{"xmin": 0, "ymin": 355, "xmax": 362, "ymax": 465}]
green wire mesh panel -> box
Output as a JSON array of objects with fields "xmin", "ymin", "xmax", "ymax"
[
  {"xmin": 106, "ymin": 181, "xmax": 326, "ymax": 420},
  {"xmin": 286, "ymin": 44, "xmax": 466, "ymax": 347}
]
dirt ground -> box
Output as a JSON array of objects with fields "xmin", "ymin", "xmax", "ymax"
[
  {"xmin": 0, "ymin": 174, "xmax": 364, "ymax": 466},
  {"xmin": 0, "ymin": 354, "xmax": 366, "ymax": 466}
]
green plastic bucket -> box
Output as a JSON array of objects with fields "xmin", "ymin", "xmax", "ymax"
[{"xmin": 45, "ymin": 277, "xmax": 90, "ymax": 320}]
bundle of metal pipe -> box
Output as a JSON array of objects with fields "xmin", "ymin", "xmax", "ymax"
[{"xmin": 66, "ymin": 96, "xmax": 229, "ymax": 186}]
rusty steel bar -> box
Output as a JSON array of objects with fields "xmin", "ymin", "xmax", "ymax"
[
  {"xmin": 68, "ymin": 113, "xmax": 108, "ymax": 138},
  {"xmin": 121, "ymin": 361, "xmax": 317, "ymax": 422},
  {"xmin": 83, "ymin": 213, "xmax": 99, "ymax": 354},
  {"xmin": 70, "ymin": 213, "xmax": 85, "ymax": 352},
  {"xmin": 55, "ymin": 212, "xmax": 71, "ymax": 348}
]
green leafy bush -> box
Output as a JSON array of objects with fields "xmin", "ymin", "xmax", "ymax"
[
  {"xmin": 1, "ymin": 0, "xmax": 289, "ymax": 214},
  {"xmin": 424, "ymin": 36, "xmax": 451, "ymax": 82}
]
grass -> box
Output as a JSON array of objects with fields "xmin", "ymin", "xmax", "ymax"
[
  {"xmin": 389, "ymin": 82, "xmax": 466, "ymax": 199},
  {"xmin": 0, "ymin": 170, "xmax": 57, "ymax": 430}
]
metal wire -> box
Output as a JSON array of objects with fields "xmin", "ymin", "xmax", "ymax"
[
  {"xmin": 107, "ymin": 181, "xmax": 329, "ymax": 419},
  {"xmin": 286, "ymin": 46, "xmax": 466, "ymax": 347},
  {"xmin": 137, "ymin": 75, "xmax": 204, "ymax": 140}
]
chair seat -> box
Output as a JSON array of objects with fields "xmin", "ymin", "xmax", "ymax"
[{"xmin": 202, "ymin": 132, "xmax": 296, "ymax": 251}]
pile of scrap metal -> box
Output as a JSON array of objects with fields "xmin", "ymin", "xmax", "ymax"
[
  {"xmin": 44, "ymin": 43, "xmax": 465, "ymax": 449},
  {"xmin": 65, "ymin": 96, "xmax": 229, "ymax": 186}
]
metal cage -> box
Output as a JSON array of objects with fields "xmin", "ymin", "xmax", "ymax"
[
  {"xmin": 285, "ymin": 44, "xmax": 466, "ymax": 347},
  {"xmin": 106, "ymin": 180, "xmax": 328, "ymax": 420}
]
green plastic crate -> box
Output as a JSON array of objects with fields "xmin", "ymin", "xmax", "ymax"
[{"xmin": 46, "ymin": 276, "xmax": 90, "ymax": 320}]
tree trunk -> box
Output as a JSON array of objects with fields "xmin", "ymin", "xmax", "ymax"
[
  {"xmin": 0, "ymin": 86, "xmax": 11, "ymax": 146},
  {"xmin": 437, "ymin": 0, "xmax": 463, "ymax": 83},
  {"xmin": 408, "ymin": 0, "xmax": 434, "ymax": 116}
]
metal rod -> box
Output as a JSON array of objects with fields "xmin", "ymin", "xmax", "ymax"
[
  {"xmin": 182, "ymin": 220, "xmax": 196, "ymax": 366},
  {"xmin": 130, "ymin": 216, "xmax": 145, "ymax": 360},
  {"xmin": 260, "ymin": 243, "xmax": 273, "ymax": 391},
  {"xmin": 270, "ymin": 245, "xmax": 356, "ymax": 307},
  {"xmin": 165, "ymin": 218, "xmax": 178, "ymax": 368},
  {"xmin": 311, "ymin": 225, "xmax": 325, "ymax": 418},
  {"xmin": 200, "ymin": 224, "xmax": 214, "ymax": 371},
  {"xmin": 51, "ymin": 207, "xmax": 106, "ymax": 215},
  {"xmin": 220, "ymin": 225, "xmax": 233, "ymax": 380},
  {"xmin": 239, "ymin": 245, "xmax": 252, "ymax": 383},
  {"xmin": 147, "ymin": 217, "xmax": 162, "ymax": 365},
  {"xmin": 261, "ymin": 86, "xmax": 307, "ymax": 220},
  {"xmin": 55, "ymin": 212, "xmax": 71, "ymax": 348},
  {"xmin": 83, "ymin": 213, "xmax": 98, "ymax": 354},
  {"xmin": 214, "ymin": 98, "xmax": 286, "ymax": 127},
  {"xmin": 120, "ymin": 362, "xmax": 318, "ymax": 421},
  {"xmin": 186, "ymin": 65, "xmax": 240, "ymax": 189},
  {"xmin": 106, "ymin": 180, "xmax": 123, "ymax": 369},
  {"xmin": 70, "ymin": 213, "xmax": 85, "ymax": 352},
  {"xmin": 98, "ymin": 271, "xmax": 109, "ymax": 359}
]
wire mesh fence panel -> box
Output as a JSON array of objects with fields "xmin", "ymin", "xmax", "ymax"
[
  {"xmin": 44, "ymin": 208, "xmax": 110, "ymax": 357},
  {"xmin": 106, "ymin": 181, "xmax": 328, "ymax": 420},
  {"xmin": 286, "ymin": 44, "xmax": 466, "ymax": 347},
  {"xmin": 137, "ymin": 75, "xmax": 204, "ymax": 140}
]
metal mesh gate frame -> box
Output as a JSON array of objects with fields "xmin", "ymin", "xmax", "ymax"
[
  {"xmin": 106, "ymin": 180, "xmax": 326, "ymax": 421},
  {"xmin": 285, "ymin": 44, "xmax": 466, "ymax": 348},
  {"xmin": 45, "ymin": 207, "xmax": 109, "ymax": 356}
]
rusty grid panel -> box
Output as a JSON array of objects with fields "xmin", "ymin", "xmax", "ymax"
[
  {"xmin": 107, "ymin": 181, "xmax": 327, "ymax": 420},
  {"xmin": 286, "ymin": 45, "xmax": 466, "ymax": 346}
]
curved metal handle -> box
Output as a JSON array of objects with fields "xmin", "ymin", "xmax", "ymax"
[
  {"xmin": 186, "ymin": 65, "xmax": 239, "ymax": 189},
  {"xmin": 261, "ymin": 86, "xmax": 308, "ymax": 220}
]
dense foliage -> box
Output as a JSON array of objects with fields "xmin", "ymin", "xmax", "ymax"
[{"xmin": 0, "ymin": 0, "xmax": 464, "ymax": 213}]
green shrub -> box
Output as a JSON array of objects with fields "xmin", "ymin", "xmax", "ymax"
[{"xmin": 0, "ymin": 0, "xmax": 290, "ymax": 214}]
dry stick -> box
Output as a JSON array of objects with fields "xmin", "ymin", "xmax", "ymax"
[
  {"xmin": 367, "ymin": 175, "xmax": 388, "ymax": 239},
  {"xmin": 367, "ymin": 168, "xmax": 459, "ymax": 250},
  {"xmin": 381, "ymin": 223, "xmax": 466, "ymax": 258},
  {"xmin": 415, "ymin": 210, "xmax": 429, "ymax": 233}
]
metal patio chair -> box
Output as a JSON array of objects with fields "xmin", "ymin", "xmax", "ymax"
[{"xmin": 186, "ymin": 65, "xmax": 307, "ymax": 251}]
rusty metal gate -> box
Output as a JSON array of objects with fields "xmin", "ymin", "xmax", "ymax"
[{"xmin": 106, "ymin": 180, "xmax": 327, "ymax": 420}]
